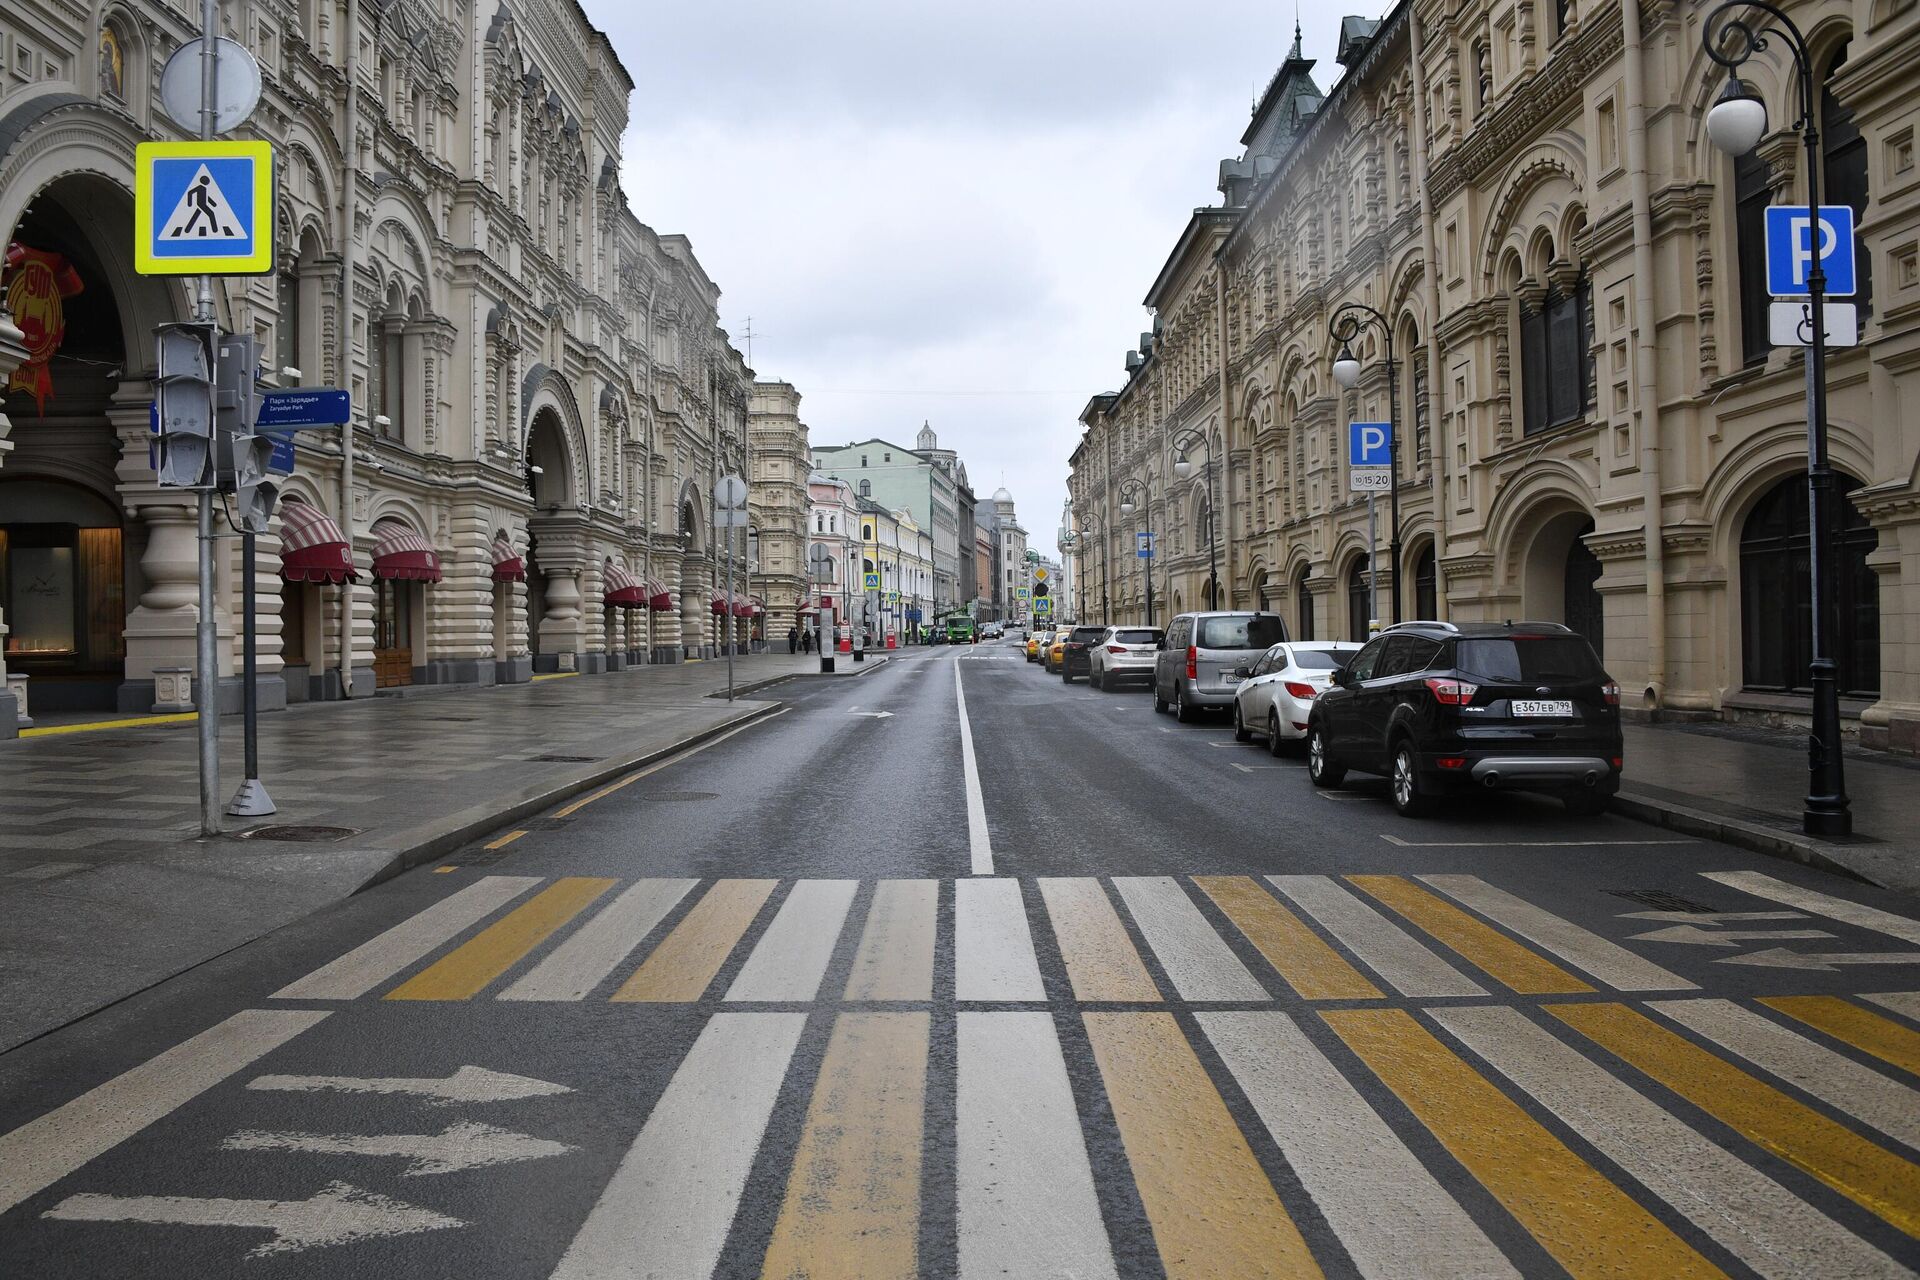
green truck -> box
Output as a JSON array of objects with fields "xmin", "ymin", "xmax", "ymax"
[{"xmin": 942, "ymin": 614, "xmax": 977, "ymax": 644}]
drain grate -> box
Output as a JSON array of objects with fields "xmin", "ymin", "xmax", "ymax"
[
  {"xmin": 1605, "ymin": 889, "xmax": 1719, "ymax": 913},
  {"xmin": 644, "ymin": 791, "xmax": 718, "ymax": 802},
  {"xmin": 241, "ymin": 825, "xmax": 360, "ymax": 843},
  {"xmin": 529, "ymin": 754, "xmax": 600, "ymax": 763}
]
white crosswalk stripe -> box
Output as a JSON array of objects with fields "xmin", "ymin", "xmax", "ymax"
[
  {"xmin": 1862, "ymin": 991, "xmax": 1920, "ymax": 1023},
  {"xmin": 1419, "ymin": 874, "xmax": 1696, "ymax": 991},
  {"xmin": 724, "ymin": 880, "xmax": 858, "ymax": 1002},
  {"xmin": 954, "ymin": 879, "xmax": 1046, "ymax": 1002},
  {"xmin": 500, "ymin": 879, "xmax": 696, "ymax": 1002},
  {"xmin": 1113, "ymin": 876, "xmax": 1268, "ymax": 1001},
  {"xmin": 1267, "ymin": 874, "xmax": 1487, "ymax": 997},
  {"xmin": 1703, "ymin": 870, "xmax": 1920, "ymax": 945},
  {"xmin": 274, "ymin": 876, "xmax": 540, "ymax": 1000}
]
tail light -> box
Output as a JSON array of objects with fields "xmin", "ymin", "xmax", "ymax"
[
  {"xmin": 1436, "ymin": 756, "xmax": 1468, "ymax": 770},
  {"xmin": 1283, "ymin": 681, "xmax": 1317, "ymax": 700},
  {"xmin": 1601, "ymin": 682, "xmax": 1621, "ymax": 706},
  {"xmin": 1186, "ymin": 646, "xmax": 1198, "ymax": 680},
  {"xmin": 1106, "ymin": 645, "xmax": 1127, "ymax": 654},
  {"xmin": 1424, "ymin": 677, "xmax": 1479, "ymax": 706}
]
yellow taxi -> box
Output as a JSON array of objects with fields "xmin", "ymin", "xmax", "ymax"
[
  {"xmin": 1025, "ymin": 630, "xmax": 1046, "ymax": 663},
  {"xmin": 1046, "ymin": 632, "xmax": 1069, "ymax": 672}
]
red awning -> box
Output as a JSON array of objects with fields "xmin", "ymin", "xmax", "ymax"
[
  {"xmin": 603, "ymin": 561, "xmax": 648, "ymax": 608},
  {"xmin": 710, "ymin": 591, "xmax": 729, "ymax": 614},
  {"xmin": 278, "ymin": 501, "xmax": 358, "ymax": 584},
  {"xmin": 371, "ymin": 524, "xmax": 443, "ymax": 582},
  {"xmin": 741, "ymin": 596, "xmax": 763, "ymax": 617},
  {"xmin": 491, "ymin": 536, "xmax": 526, "ymax": 583},
  {"xmin": 644, "ymin": 578, "xmax": 672, "ymax": 611}
]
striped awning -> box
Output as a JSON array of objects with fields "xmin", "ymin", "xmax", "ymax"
[
  {"xmin": 491, "ymin": 536, "xmax": 526, "ymax": 583},
  {"xmin": 278, "ymin": 501, "xmax": 357, "ymax": 584},
  {"xmin": 603, "ymin": 561, "xmax": 648, "ymax": 608},
  {"xmin": 744, "ymin": 596, "xmax": 764, "ymax": 617},
  {"xmin": 710, "ymin": 590, "xmax": 729, "ymax": 614},
  {"xmin": 371, "ymin": 523, "xmax": 443, "ymax": 582},
  {"xmin": 644, "ymin": 578, "xmax": 672, "ymax": 611}
]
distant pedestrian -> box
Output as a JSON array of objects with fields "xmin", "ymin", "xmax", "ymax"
[
  {"xmin": 801, "ymin": 627, "xmax": 813, "ymax": 654},
  {"xmin": 787, "ymin": 625, "xmax": 799, "ymax": 655}
]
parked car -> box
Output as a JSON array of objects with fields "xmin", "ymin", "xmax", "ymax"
[
  {"xmin": 1025, "ymin": 630, "xmax": 1047, "ymax": 662},
  {"xmin": 1153, "ymin": 611, "xmax": 1289, "ymax": 722},
  {"xmin": 1305, "ymin": 621, "xmax": 1623, "ymax": 818},
  {"xmin": 1058, "ymin": 625, "xmax": 1110, "ymax": 683},
  {"xmin": 1045, "ymin": 633, "xmax": 1069, "ymax": 672},
  {"xmin": 1089, "ymin": 626, "xmax": 1164, "ymax": 690},
  {"xmin": 1232, "ymin": 641, "xmax": 1362, "ymax": 752}
]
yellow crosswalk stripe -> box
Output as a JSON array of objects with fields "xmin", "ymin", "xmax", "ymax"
[
  {"xmin": 762, "ymin": 1011, "xmax": 928, "ymax": 1279},
  {"xmin": 1347, "ymin": 875, "xmax": 1594, "ymax": 994},
  {"xmin": 1759, "ymin": 995, "xmax": 1920, "ymax": 1079},
  {"xmin": 1549, "ymin": 1002, "xmax": 1920, "ymax": 1237},
  {"xmin": 844, "ymin": 880, "xmax": 938, "ymax": 1001},
  {"xmin": 611, "ymin": 879, "xmax": 775, "ymax": 1002},
  {"xmin": 384, "ymin": 877, "xmax": 616, "ymax": 1001},
  {"xmin": 1084, "ymin": 1011, "xmax": 1321, "ymax": 1279},
  {"xmin": 1038, "ymin": 878, "xmax": 1160, "ymax": 1002},
  {"xmin": 1194, "ymin": 876, "xmax": 1382, "ymax": 1000},
  {"xmin": 1325, "ymin": 1007, "xmax": 1724, "ymax": 1279}
]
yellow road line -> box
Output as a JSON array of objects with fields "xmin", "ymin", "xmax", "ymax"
[
  {"xmin": 553, "ymin": 707, "xmax": 791, "ymax": 819},
  {"xmin": 1084, "ymin": 1012, "xmax": 1321, "ymax": 1279},
  {"xmin": 1759, "ymin": 995, "xmax": 1920, "ymax": 1078},
  {"xmin": 844, "ymin": 880, "xmax": 938, "ymax": 1001},
  {"xmin": 1037, "ymin": 878, "xmax": 1160, "ymax": 1002},
  {"xmin": 1348, "ymin": 875, "xmax": 1593, "ymax": 994},
  {"xmin": 1194, "ymin": 876, "xmax": 1382, "ymax": 1001},
  {"xmin": 1550, "ymin": 1002, "xmax": 1920, "ymax": 1236},
  {"xmin": 20, "ymin": 712, "xmax": 198, "ymax": 737},
  {"xmin": 1326, "ymin": 1007, "xmax": 1722, "ymax": 1278},
  {"xmin": 612, "ymin": 879, "xmax": 775, "ymax": 1002},
  {"xmin": 530, "ymin": 671, "xmax": 580, "ymax": 681},
  {"xmin": 433, "ymin": 866, "xmax": 457, "ymax": 874},
  {"xmin": 483, "ymin": 830, "xmax": 528, "ymax": 851},
  {"xmin": 762, "ymin": 1011, "xmax": 928, "ymax": 1279},
  {"xmin": 384, "ymin": 877, "xmax": 616, "ymax": 1001}
]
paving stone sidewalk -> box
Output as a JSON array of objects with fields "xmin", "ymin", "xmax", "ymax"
[{"xmin": 0, "ymin": 652, "xmax": 878, "ymax": 1053}]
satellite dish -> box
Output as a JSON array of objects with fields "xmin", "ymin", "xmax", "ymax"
[{"xmin": 159, "ymin": 38, "xmax": 263, "ymax": 135}]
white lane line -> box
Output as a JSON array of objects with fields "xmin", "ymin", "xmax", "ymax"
[
  {"xmin": 551, "ymin": 1012, "xmax": 806, "ymax": 1280},
  {"xmin": 273, "ymin": 876, "xmax": 541, "ymax": 1000},
  {"xmin": 1199, "ymin": 1011, "xmax": 1518, "ymax": 1279},
  {"xmin": 1703, "ymin": 870, "xmax": 1920, "ymax": 945},
  {"xmin": 1418, "ymin": 874, "xmax": 1696, "ymax": 992},
  {"xmin": 955, "ymin": 658, "xmax": 995, "ymax": 875},
  {"xmin": 500, "ymin": 879, "xmax": 697, "ymax": 1002},
  {"xmin": 1112, "ymin": 877, "xmax": 1268, "ymax": 1001},
  {"xmin": 1649, "ymin": 998, "xmax": 1920, "ymax": 1151},
  {"xmin": 957, "ymin": 1012, "xmax": 1119, "ymax": 1280},
  {"xmin": 1230, "ymin": 763, "xmax": 1285, "ymax": 772},
  {"xmin": 1863, "ymin": 992, "xmax": 1920, "ymax": 1023},
  {"xmin": 1267, "ymin": 875, "xmax": 1487, "ymax": 997},
  {"xmin": 725, "ymin": 880, "xmax": 859, "ymax": 1002},
  {"xmin": 0, "ymin": 1009, "xmax": 329, "ymax": 1215},
  {"xmin": 1434, "ymin": 1005, "xmax": 1905, "ymax": 1280},
  {"xmin": 1384, "ymin": 834, "xmax": 1694, "ymax": 848},
  {"xmin": 954, "ymin": 879, "xmax": 1046, "ymax": 1002}
]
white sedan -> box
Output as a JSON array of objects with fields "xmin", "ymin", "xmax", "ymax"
[{"xmin": 1231, "ymin": 641, "xmax": 1362, "ymax": 754}]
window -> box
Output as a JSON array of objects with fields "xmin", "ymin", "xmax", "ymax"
[
  {"xmin": 1347, "ymin": 637, "xmax": 1388, "ymax": 682},
  {"xmin": 1347, "ymin": 560, "xmax": 1372, "ymax": 641},
  {"xmin": 1295, "ymin": 567, "xmax": 1314, "ymax": 641},
  {"xmin": 1740, "ymin": 473, "xmax": 1879, "ymax": 696},
  {"xmin": 1735, "ymin": 149, "xmax": 1773, "ymax": 366},
  {"xmin": 1822, "ymin": 46, "xmax": 1872, "ymax": 315},
  {"xmin": 858, "ymin": 480, "xmax": 871, "ymax": 498},
  {"xmin": 1520, "ymin": 279, "xmax": 1593, "ymax": 434},
  {"xmin": 1456, "ymin": 637, "xmax": 1604, "ymax": 683},
  {"xmin": 1198, "ymin": 615, "xmax": 1284, "ymax": 649},
  {"xmin": 1414, "ymin": 544, "xmax": 1437, "ymax": 619},
  {"xmin": 861, "ymin": 455, "xmax": 868, "ymax": 466}
]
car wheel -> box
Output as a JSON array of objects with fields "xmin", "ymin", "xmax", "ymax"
[
  {"xmin": 1233, "ymin": 703, "xmax": 1252, "ymax": 742},
  {"xmin": 1564, "ymin": 789, "xmax": 1611, "ymax": 818},
  {"xmin": 1153, "ymin": 688, "xmax": 1167, "ymax": 713},
  {"xmin": 1174, "ymin": 684, "xmax": 1198, "ymax": 723},
  {"xmin": 1307, "ymin": 723, "xmax": 1345, "ymax": 788},
  {"xmin": 1089, "ymin": 668, "xmax": 1102, "ymax": 690},
  {"xmin": 1390, "ymin": 741, "xmax": 1432, "ymax": 817},
  {"xmin": 1268, "ymin": 710, "xmax": 1287, "ymax": 757},
  {"xmin": 1061, "ymin": 669, "xmax": 1073, "ymax": 684}
]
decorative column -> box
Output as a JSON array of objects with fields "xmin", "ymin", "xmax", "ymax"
[
  {"xmin": 432, "ymin": 502, "xmax": 498, "ymax": 685},
  {"xmin": 539, "ymin": 568, "xmax": 583, "ymax": 671},
  {"xmin": 680, "ymin": 551, "xmax": 708, "ymax": 659}
]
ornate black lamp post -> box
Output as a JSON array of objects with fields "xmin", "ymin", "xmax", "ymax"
[
  {"xmin": 1328, "ymin": 302, "xmax": 1401, "ymax": 625},
  {"xmin": 1119, "ymin": 476, "xmax": 1155, "ymax": 626},
  {"xmin": 1062, "ymin": 505, "xmax": 1110, "ymax": 623},
  {"xmin": 1703, "ymin": 1, "xmax": 1850, "ymax": 837},
  {"xmin": 1170, "ymin": 428, "xmax": 1221, "ymax": 610}
]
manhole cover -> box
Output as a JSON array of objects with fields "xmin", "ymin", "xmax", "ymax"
[
  {"xmin": 242, "ymin": 825, "xmax": 360, "ymax": 843},
  {"xmin": 1605, "ymin": 889, "xmax": 1718, "ymax": 913},
  {"xmin": 645, "ymin": 791, "xmax": 718, "ymax": 802},
  {"xmin": 530, "ymin": 754, "xmax": 600, "ymax": 763}
]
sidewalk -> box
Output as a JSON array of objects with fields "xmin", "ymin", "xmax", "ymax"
[
  {"xmin": 1617, "ymin": 720, "xmax": 1920, "ymax": 895},
  {"xmin": 0, "ymin": 652, "xmax": 883, "ymax": 1053}
]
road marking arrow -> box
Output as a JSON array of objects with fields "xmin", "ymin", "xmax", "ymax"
[
  {"xmin": 43, "ymin": 1181, "xmax": 462, "ymax": 1257},
  {"xmin": 1630, "ymin": 924, "xmax": 1835, "ymax": 947},
  {"xmin": 846, "ymin": 707, "xmax": 893, "ymax": 718},
  {"xmin": 1716, "ymin": 948, "xmax": 1920, "ymax": 971},
  {"xmin": 246, "ymin": 1065, "xmax": 571, "ymax": 1106},
  {"xmin": 1619, "ymin": 911, "xmax": 1807, "ymax": 923},
  {"xmin": 223, "ymin": 1120, "xmax": 575, "ymax": 1175}
]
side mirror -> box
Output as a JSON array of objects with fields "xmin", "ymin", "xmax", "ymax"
[{"xmin": 1332, "ymin": 668, "xmax": 1353, "ymax": 689}]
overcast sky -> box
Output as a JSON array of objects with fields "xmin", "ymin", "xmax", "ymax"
[{"xmin": 591, "ymin": 1, "xmax": 1360, "ymax": 559}]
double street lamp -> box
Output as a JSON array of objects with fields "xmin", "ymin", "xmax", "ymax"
[
  {"xmin": 1170, "ymin": 429, "xmax": 1221, "ymax": 610},
  {"xmin": 1118, "ymin": 476, "xmax": 1155, "ymax": 626},
  {"xmin": 1061, "ymin": 505, "xmax": 1110, "ymax": 623},
  {"xmin": 1329, "ymin": 302, "xmax": 1402, "ymax": 625},
  {"xmin": 1703, "ymin": 1, "xmax": 1850, "ymax": 837}
]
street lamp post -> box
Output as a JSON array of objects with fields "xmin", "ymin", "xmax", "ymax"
[
  {"xmin": 1170, "ymin": 430, "xmax": 1221, "ymax": 610},
  {"xmin": 1061, "ymin": 507, "xmax": 1110, "ymax": 623},
  {"xmin": 1119, "ymin": 477, "xmax": 1155, "ymax": 626},
  {"xmin": 1329, "ymin": 302, "xmax": 1402, "ymax": 625},
  {"xmin": 1703, "ymin": 1, "xmax": 1850, "ymax": 837}
]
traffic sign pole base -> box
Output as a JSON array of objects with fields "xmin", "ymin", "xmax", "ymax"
[{"xmin": 225, "ymin": 776, "xmax": 277, "ymax": 818}]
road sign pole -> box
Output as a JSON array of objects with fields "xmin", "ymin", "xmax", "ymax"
[
  {"xmin": 191, "ymin": 0, "xmax": 223, "ymax": 836},
  {"xmin": 1367, "ymin": 493, "xmax": 1378, "ymax": 633}
]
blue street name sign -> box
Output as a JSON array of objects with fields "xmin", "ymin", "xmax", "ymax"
[
  {"xmin": 1136, "ymin": 531, "xmax": 1155, "ymax": 559},
  {"xmin": 1765, "ymin": 205, "xmax": 1857, "ymax": 298},
  {"xmin": 1348, "ymin": 421, "xmax": 1392, "ymax": 468},
  {"xmin": 258, "ymin": 387, "xmax": 351, "ymax": 429}
]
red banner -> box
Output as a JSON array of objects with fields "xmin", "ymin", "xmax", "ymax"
[{"xmin": 3, "ymin": 242, "xmax": 84, "ymax": 414}]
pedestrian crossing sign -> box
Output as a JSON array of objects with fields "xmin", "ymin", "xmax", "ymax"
[
  {"xmin": 134, "ymin": 140, "xmax": 275, "ymax": 276},
  {"xmin": 864, "ymin": 572, "xmax": 881, "ymax": 590}
]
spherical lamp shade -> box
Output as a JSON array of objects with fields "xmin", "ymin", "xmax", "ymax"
[
  {"xmin": 1173, "ymin": 452, "xmax": 1192, "ymax": 480},
  {"xmin": 1706, "ymin": 78, "xmax": 1767, "ymax": 156},
  {"xmin": 1331, "ymin": 346, "xmax": 1362, "ymax": 390},
  {"xmin": 1119, "ymin": 499, "xmax": 1136, "ymax": 514}
]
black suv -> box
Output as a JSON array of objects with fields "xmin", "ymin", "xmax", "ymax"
[
  {"xmin": 1305, "ymin": 621, "xmax": 1622, "ymax": 817},
  {"xmin": 1059, "ymin": 625, "xmax": 1110, "ymax": 683}
]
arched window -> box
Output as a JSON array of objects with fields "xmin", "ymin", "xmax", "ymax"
[
  {"xmin": 1734, "ymin": 149, "xmax": 1773, "ymax": 367},
  {"xmin": 1347, "ymin": 559, "xmax": 1372, "ymax": 641},
  {"xmin": 858, "ymin": 479, "xmax": 871, "ymax": 498},
  {"xmin": 1414, "ymin": 543, "xmax": 1437, "ymax": 619},
  {"xmin": 1740, "ymin": 474, "xmax": 1879, "ymax": 697},
  {"xmin": 1295, "ymin": 565, "xmax": 1314, "ymax": 641},
  {"xmin": 1520, "ymin": 275, "xmax": 1593, "ymax": 434}
]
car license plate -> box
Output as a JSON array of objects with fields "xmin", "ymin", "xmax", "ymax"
[
  {"xmin": 1512, "ymin": 699, "xmax": 1573, "ymax": 716},
  {"xmin": 1221, "ymin": 674, "xmax": 1241, "ymax": 685}
]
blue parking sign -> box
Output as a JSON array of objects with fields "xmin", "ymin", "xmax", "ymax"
[
  {"xmin": 1348, "ymin": 421, "xmax": 1393, "ymax": 468},
  {"xmin": 1765, "ymin": 205, "xmax": 1856, "ymax": 298}
]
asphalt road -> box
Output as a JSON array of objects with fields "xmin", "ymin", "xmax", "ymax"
[{"xmin": 3, "ymin": 640, "xmax": 1919, "ymax": 1278}]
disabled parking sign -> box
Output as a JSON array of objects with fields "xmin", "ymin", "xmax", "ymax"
[{"xmin": 134, "ymin": 140, "xmax": 275, "ymax": 276}]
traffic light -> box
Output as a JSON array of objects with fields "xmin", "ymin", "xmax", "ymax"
[
  {"xmin": 154, "ymin": 323, "xmax": 216, "ymax": 487},
  {"xmin": 1033, "ymin": 582, "xmax": 1049, "ymax": 599},
  {"xmin": 213, "ymin": 335, "xmax": 279, "ymax": 533},
  {"xmin": 230, "ymin": 432, "xmax": 279, "ymax": 534}
]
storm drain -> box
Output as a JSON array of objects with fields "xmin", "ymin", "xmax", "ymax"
[
  {"xmin": 1604, "ymin": 888, "xmax": 1719, "ymax": 913},
  {"xmin": 240, "ymin": 825, "xmax": 361, "ymax": 843},
  {"xmin": 529, "ymin": 754, "xmax": 600, "ymax": 763}
]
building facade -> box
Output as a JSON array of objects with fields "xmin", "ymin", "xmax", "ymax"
[
  {"xmin": 0, "ymin": 0, "xmax": 772, "ymax": 736},
  {"xmin": 859, "ymin": 499, "xmax": 934, "ymax": 642},
  {"xmin": 811, "ymin": 424, "xmax": 968, "ymax": 616},
  {"xmin": 1070, "ymin": 0, "xmax": 1920, "ymax": 752},
  {"xmin": 748, "ymin": 380, "xmax": 810, "ymax": 637}
]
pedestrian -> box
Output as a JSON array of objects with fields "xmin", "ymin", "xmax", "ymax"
[
  {"xmin": 801, "ymin": 626, "xmax": 813, "ymax": 654},
  {"xmin": 787, "ymin": 625, "xmax": 799, "ymax": 655}
]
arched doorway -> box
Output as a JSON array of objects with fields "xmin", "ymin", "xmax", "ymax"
[
  {"xmin": 679, "ymin": 498, "xmax": 708, "ymax": 659},
  {"xmin": 1563, "ymin": 534, "xmax": 1603, "ymax": 655},
  {"xmin": 1413, "ymin": 542, "xmax": 1437, "ymax": 620},
  {"xmin": 1740, "ymin": 474, "xmax": 1879, "ymax": 697},
  {"xmin": 522, "ymin": 405, "xmax": 582, "ymax": 670},
  {"xmin": 1346, "ymin": 558, "xmax": 1372, "ymax": 641}
]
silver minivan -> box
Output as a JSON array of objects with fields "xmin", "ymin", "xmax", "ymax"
[{"xmin": 1153, "ymin": 611, "xmax": 1290, "ymax": 722}]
